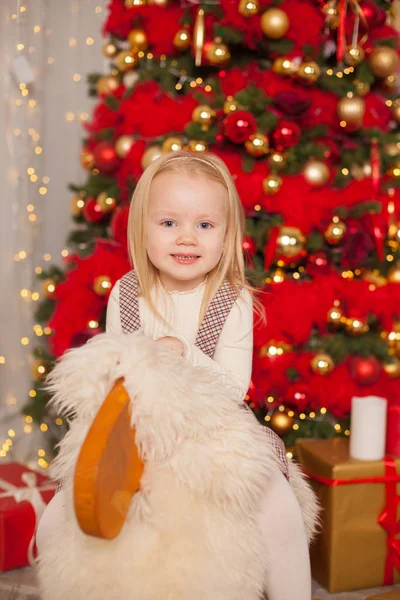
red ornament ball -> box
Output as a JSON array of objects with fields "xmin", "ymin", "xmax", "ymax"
[
  {"xmin": 110, "ymin": 206, "xmax": 129, "ymax": 249},
  {"xmin": 306, "ymin": 251, "xmax": 331, "ymax": 276},
  {"xmin": 83, "ymin": 198, "xmax": 104, "ymax": 223},
  {"xmin": 359, "ymin": 0, "xmax": 386, "ymax": 27},
  {"xmin": 242, "ymin": 235, "xmax": 257, "ymax": 257},
  {"xmin": 349, "ymin": 355, "xmax": 381, "ymax": 386},
  {"xmin": 93, "ymin": 142, "xmax": 120, "ymax": 173},
  {"xmin": 224, "ymin": 110, "xmax": 257, "ymax": 144},
  {"xmin": 272, "ymin": 120, "xmax": 300, "ymax": 151}
]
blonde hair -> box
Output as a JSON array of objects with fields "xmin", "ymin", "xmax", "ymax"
[{"xmin": 127, "ymin": 150, "xmax": 265, "ymax": 325}]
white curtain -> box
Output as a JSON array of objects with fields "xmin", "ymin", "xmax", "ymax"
[{"xmin": 0, "ymin": 0, "xmax": 106, "ymax": 466}]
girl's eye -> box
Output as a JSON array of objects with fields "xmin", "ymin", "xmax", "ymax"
[
  {"xmin": 161, "ymin": 220, "xmax": 176, "ymax": 227},
  {"xmin": 199, "ymin": 222, "xmax": 212, "ymax": 229}
]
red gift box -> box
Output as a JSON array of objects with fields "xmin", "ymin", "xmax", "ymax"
[{"xmin": 0, "ymin": 462, "xmax": 56, "ymax": 571}]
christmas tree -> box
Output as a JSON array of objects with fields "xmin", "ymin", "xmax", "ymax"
[{"xmin": 24, "ymin": 0, "xmax": 400, "ymax": 457}]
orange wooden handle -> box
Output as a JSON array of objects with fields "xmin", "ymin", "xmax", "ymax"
[{"xmin": 74, "ymin": 378, "xmax": 144, "ymax": 539}]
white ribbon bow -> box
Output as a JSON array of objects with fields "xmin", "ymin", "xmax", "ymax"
[{"xmin": 0, "ymin": 470, "xmax": 56, "ymax": 565}]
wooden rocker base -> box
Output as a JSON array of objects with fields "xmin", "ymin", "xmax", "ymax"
[{"xmin": 74, "ymin": 378, "xmax": 144, "ymax": 540}]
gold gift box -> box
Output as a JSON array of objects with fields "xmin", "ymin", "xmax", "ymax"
[{"xmin": 296, "ymin": 437, "xmax": 400, "ymax": 593}]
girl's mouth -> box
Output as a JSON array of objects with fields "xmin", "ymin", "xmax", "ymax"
[{"xmin": 171, "ymin": 254, "xmax": 200, "ymax": 265}]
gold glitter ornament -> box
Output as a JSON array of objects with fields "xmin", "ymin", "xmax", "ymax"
[
  {"xmin": 276, "ymin": 226, "xmax": 305, "ymax": 258},
  {"xmin": 115, "ymin": 135, "xmax": 135, "ymax": 158},
  {"xmin": 345, "ymin": 317, "xmax": 369, "ymax": 335},
  {"xmin": 187, "ymin": 140, "xmax": 208, "ymax": 152},
  {"xmin": 173, "ymin": 29, "xmax": 191, "ymax": 51},
  {"xmin": 310, "ymin": 353, "xmax": 335, "ymax": 375},
  {"xmin": 192, "ymin": 105, "xmax": 216, "ymax": 127},
  {"xmin": 141, "ymin": 145, "xmax": 163, "ymax": 169},
  {"xmin": 325, "ymin": 220, "xmax": 346, "ymax": 244},
  {"xmin": 296, "ymin": 61, "xmax": 321, "ymax": 84},
  {"xmin": 41, "ymin": 278, "xmax": 57, "ymax": 299},
  {"xmin": 344, "ymin": 45, "xmax": 365, "ymax": 67},
  {"xmin": 93, "ymin": 275, "xmax": 112, "ymax": 296},
  {"xmin": 262, "ymin": 174, "xmax": 282, "ymax": 195},
  {"xmin": 96, "ymin": 75, "xmax": 120, "ymax": 96},
  {"xmin": 223, "ymin": 98, "xmax": 238, "ymax": 114},
  {"xmin": 102, "ymin": 42, "xmax": 118, "ymax": 59},
  {"xmin": 327, "ymin": 306, "xmax": 345, "ymax": 327},
  {"xmin": 238, "ymin": 0, "xmax": 259, "ymax": 17},
  {"xmin": 272, "ymin": 57, "xmax": 296, "ymax": 76},
  {"xmin": 97, "ymin": 192, "xmax": 117, "ymax": 214},
  {"xmin": 244, "ymin": 132, "xmax": 269, "ymax": 157},
  {"xmin": 71, "ymin": 194, "xmax": 85, "ymax": 217},
  {"xmin": 127, "ymin": 29, "xmax": 148, "ymax": 52},
  {"xmin": 115, "ymin": 50, "xmax": 139, "ymax": 72},
  {"xmin": 162, "ymin": 137, "xmax": 184, "ymax": 153},
  {"xmin": 206, "ymin": 38, "xmax": 231, "ymax": 66}
]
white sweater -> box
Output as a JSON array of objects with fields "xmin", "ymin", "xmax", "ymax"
[{"xmin": 106, "ymin": 280, "xmax": 253, "ymax": 399}]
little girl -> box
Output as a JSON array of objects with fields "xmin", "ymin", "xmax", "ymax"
[{"xmin": 37, "ymin": 150, "xmax": 314, "ymax": 599}]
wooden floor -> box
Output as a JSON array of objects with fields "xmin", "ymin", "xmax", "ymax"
[{"xmin": 0, "ymin": 567, "xmax": 399, "ymax": 600}]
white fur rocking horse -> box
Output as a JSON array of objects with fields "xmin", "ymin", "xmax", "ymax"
[{"xmin": 37, "ymin": 331, "xmax": 318, "ymax": 600}]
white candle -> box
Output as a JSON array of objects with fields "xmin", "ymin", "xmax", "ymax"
[{"xmin": 349, "ymin": 396, "xmax": 387, "ymax": 461}]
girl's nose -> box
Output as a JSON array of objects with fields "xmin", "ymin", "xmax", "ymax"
[{"xmin": 176, "ymin": 230, "xmax": 198, "ymax": 245}]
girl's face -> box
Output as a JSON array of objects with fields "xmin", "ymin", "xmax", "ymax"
[{"xmin": 146, "ymin": 171, "xmax": 228, "ymax": 292}]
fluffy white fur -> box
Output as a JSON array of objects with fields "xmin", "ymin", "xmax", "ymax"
[{"xmin": 37, "ymin": 332, "xmax": 319, "ymax": 600}]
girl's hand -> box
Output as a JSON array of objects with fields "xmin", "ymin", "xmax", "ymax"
[{"xmin": 155, "ymin": 336, "xmax": 185, "ymax": 357}]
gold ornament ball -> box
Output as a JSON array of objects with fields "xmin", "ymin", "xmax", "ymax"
[
  {"xmin": 272, "ymin": 57, "xmax": 296, "ymax": 76},
  {"xmin": 115, "ymin": 50, "xmax": 139, "ymax": 72},
  {"xmin": 388, "ymin": 266, "xmax": 400, "ymax": 284},
  {"xmin": 80, "ymin": 147, "xmax": 95, "ymax": 170},
  {"xmin": 71, "ymin": 194, "xmax": 85, "ymax": 217},
  {"xmin": 148, "ymin": 0, "xmax": 169, "ymax": 6},
  {"xmin": 245, "ymin": 131, "xmax": 269, "ymax": 157},
  {"xmin": 127, "ymin": 29, "xmax": 148, "ymax": 52},
  {"xmin": 223, "ymin": 97, "xmax": 238, "ymax": 114},
  {"xmin": 344, "ymin": 45, "xmax": 365, "ymax": 67},
  {"xmin": 192, "ymin": 105, "xmax": 216, "ymax": 127},
  {"xmin": 276, "ymin": 226, "xmax": 305, "ymax": 258},
  {"xmin": 325, "ymin": 219, "xmax": 346, "ymax": 244},
  {"xmin": 297, "ymin": 61, "xmax": 321, "ymax": 84},
  {"xmin": 269, "ymin": 410, "xmax": 294, "ymax": 436},
  {"xmin": 141, "ymin": 145, "xmax": 163, "ymax": 169},
  {"xmin": 327, "ymin": 306, "xmax": 344, "ymax": 327},
  {"xmin": 96, "ymin": 75, "xmax": 120, "ymax": 96},
  {"xmin": 385, "ymin": 142, "xmax": 400, "ymax": 158},
  {"xmin": 392, "ymin": 102, "xmax": 400, "ymax": 125},
  {"xmin": 206, "ymin": 38, "xmax": 231, "ymax": 66},
  {"xmin": 187, "ymin": 140, "xmax": 208, "ymax": 153},
  {"xmin": 383, "ymin": 358, "xmax": 400, "ymax": 378},
  {"xmin": 269, "ymin": 151, "xmax": 286, "ymax": 169},
  {"xmin": 311, "ymin": 353, "xmax": 335, "ymax": 375},
  {"xmin": 353, "ymin": 80, "xmax": 370, "ymax": 97},
  {"xmin": 382, "ymin": 73, "xmax": 397, "ymax": 89},
  {"xmin": 369, "ymin": 46, "xmax": 399, "ymax": 79},
  {"xmin": 97, "ymin": 192, "xmax": 117, "ymax": 214},
  {"xmin": 260, "ymin": 8, "xmax": 290, "ymax": 39},
  {"xmin": 93, "ymin": 275, "xmax": 112, "ymax": 296},
  {"xmin": 173, "ymin": 29, "xmax": 191, "ymax": 51},
  {"xmin": 162, "ymin": 137, "xmax": 184, "ymax": 153},
  {"xmin": 102, "ymin": 42, "xmax": 118, "ymax": 59},
  {"xmin": 115, "ymin": 135, "xmax": 135, "ymax": 158},
  {"xmin": 32, "ymin": 359, "xmax": 51, "ymax": 381},
  {"xmin": 303, "ymin": 160, "xmax": 330, "ymax": 187},
  {"xmin": 387, "ymin": 160, "xmax": 400, "ymax": 178},
  {"xmin": 345, "ymin": 317, "xmax": 369, "ymax": 335},
  {"xmin": 322, "ymin": 1, "xmax": 339, "ymax": 28},
  {"xmin": 125, "ymin": 0, "xmax": 146, "ymax": 6},
  {"xmin": 263, "ymin": 174, "xmax": 282, "ymax": 195},
  {"xmin": 337, "ymin": 96, "xmax": 365, "ymax": 128},
  {"xmin": 238, "ymin": 0, "xmax": 259, "ymax": 17},
  {"xmin": 41, "ymin": 278, "xmax": 56, "ymax": 299}
]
